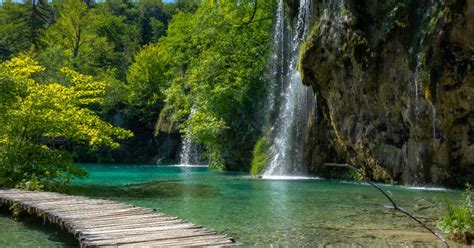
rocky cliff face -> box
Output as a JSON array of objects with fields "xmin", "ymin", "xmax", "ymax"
[{"xmin": 296, "ymin": 0, "xmax": 473, "ymax": 185}]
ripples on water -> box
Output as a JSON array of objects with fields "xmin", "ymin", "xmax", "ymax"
[{"xmin": 0, "ymin": 164, "xmax": 461, "ymax": 247}]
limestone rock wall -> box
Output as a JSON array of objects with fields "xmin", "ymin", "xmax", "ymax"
[{"xmin": 297, "ymin": 0, "xmax": 473, "ymax": 185}]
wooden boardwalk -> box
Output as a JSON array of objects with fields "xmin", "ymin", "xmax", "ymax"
[{"xmin": 0, "ymin": 189, "xmax": 242, "ymax": 247}]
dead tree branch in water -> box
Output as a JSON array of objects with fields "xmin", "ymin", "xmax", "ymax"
[{"xmin": 323, "ymin": 163, "xmax": 449, "ymax": 247}]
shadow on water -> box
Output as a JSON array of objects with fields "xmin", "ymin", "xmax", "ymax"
[
  {"xmin": 65, "ymin": 181, "xmax": 221, "ymax": 199},
  {"xmin": 0, "ymin": 206, "xmax": 78, "ymax": 247}
]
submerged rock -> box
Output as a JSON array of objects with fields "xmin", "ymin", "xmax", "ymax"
[{"xmin": 292, "ymin": 0, "xmax": 473, "ymax": 185}]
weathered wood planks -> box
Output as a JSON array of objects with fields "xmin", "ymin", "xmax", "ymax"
[{"xmin": 0, "ymin": 189, "xmax": 243, "ymax": 247}]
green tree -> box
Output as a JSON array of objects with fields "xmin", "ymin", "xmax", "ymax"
[
  {"xmin": 158, "ymin": 0, "xmax": 275, "ymax": 169},
  {"xmin": 0, "ymin": 0, "xmax": 50, "ymax": 58},
  {"xmin": 0, "ymin": 1, "xmax": 29, "ymax": 58},
  {"xmin": 126, "ymin": 43, "xmax": 168, "ymax": 125},
  {"xmin": 41, "ymin": 0, "xmax": 114, "ymax": 75},
  {"xmin": 137, "ymin": 0, "xmax": 170, "ymax": 45},
  {"xmin": 0, "ymin": 55, "xmax": 132, "ymax": 189},
  {"xmin": 91, "ymin": 5, "xmax": 141, "ymax": 81},
  {"xmin": 164, "ymin": 0, "xmax": 200, "ymax": 14},
  {"xmin": 27, "ymin": 0, "xmax": 50, "ymax": 49}
]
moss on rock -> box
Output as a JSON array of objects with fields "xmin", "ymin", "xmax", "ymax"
[{"xmin": 250, "ymin": 136, "xmax": 269, "ymax": 176}]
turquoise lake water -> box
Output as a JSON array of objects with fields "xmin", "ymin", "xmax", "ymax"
[{"xmin": 0, "ymin": 164, "xmax": 462, "ymax": 247}]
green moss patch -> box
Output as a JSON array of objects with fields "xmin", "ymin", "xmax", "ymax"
[{"xmin": 250, "ymin": 136, "xmax": 269, "ymax": 176}]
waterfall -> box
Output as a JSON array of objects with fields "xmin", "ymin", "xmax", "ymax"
[
  {"xmin": 432, "ymin": 106, "xmax": 437, "ymax": 139},
  {"xmin": 432, "ymin": 77, "xmax": 439, "ymax": 141},
  {"xmin": 413, "ymin": 54, "xmax": 422, "ymax": 121},
  {"xmin": 262, "ymin": 0, "xmax": 313, "ymax": 178},
  {"xmin": 266, "ymin": 0, "xmax": 285, "ymax": 118},
  {"xmin": 178, "ymin": 105, "xmax": 200, "ymax": 166}
]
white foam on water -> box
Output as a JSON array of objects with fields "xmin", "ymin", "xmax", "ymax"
[
  {"xmin": 261, "ymin": 175, "xmax": 320, "ymax": 180},
  {"xmin": 373, "ymin": 182, "xmax": 451, "ymax": 192},
  {"xmin": 172, "ymin": 164, "xmax": 209, "ymax": 168},
  {"xmin": 401, "ymin": 185, "xmax": 450, "ymax": 191}
]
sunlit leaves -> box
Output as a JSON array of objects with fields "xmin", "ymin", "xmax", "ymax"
[
  {"xmin": 126, "ymin": 43, "xmax": 168, "ymax": 124},
  {"xmin": 185, "ymin": 110, "xmax": 227, "ymax": 145},
  {"xmin": 41, "ymin": 0, "xmax": 114, "ymax": 75},
  {"xmin": 61, "ymin": 67, "xmax": 107, "ymax": 106},
  {"xmin": 4, "ymin": 55, "xmax": 43, "ymax": 81},
  {"xmin": 0, "ymin": 55, "xmax": 132, "ymax": 188}
]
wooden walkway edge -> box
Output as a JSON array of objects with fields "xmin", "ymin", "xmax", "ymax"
[{"xmin": 0, "ymin": 189, "xmax": 242, "ymax": 247}]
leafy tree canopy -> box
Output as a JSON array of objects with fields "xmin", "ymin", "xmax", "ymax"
[
  {"xmin": 157, "ymin": 0, "xmax": 275, "ymax": 169},
  {"xmin": 0, "ymin": 55, "xmax": 132, "ymax": 189}
]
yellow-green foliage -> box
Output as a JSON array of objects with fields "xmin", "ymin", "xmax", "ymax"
[
  {"xmin": 42, "ymin": 0, "xmax": 113, "ymax": 73},
  {"xmin": 186, "ymin": 110, "xmax": 227, "ymax": 146},
  {"xmin": 250, "ymin": 136, "xmax": 269, "ymax": 176},
  {"xmin": 0, "ymin": 55, "xmax": 133, "ymax": 188},
  {"xmin": 420, "ymin": 70, "xmax": 432, "ymax": 101},
  {"xmin": 298, "ymin": 40, "xmax": 310, "ymax": 80},
  {"xmin": 126, "ymin": 43, "xmax": 168, "ymax": 122}
]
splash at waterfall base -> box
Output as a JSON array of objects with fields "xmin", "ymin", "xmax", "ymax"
[{"xmin": 295, "ymin": 0, "xmax": 473, "ymax": 186}]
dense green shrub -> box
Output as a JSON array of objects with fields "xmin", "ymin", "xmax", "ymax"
[{"xmin": 437, "ymin": 184, "xmax": 474, "ymax": 244}]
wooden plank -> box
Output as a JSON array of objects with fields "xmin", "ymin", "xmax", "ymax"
[
  {"xmin": 0, "ymin": 189, "xmax": 242, "ymax": 247},
  {"xmin": 74, "ymin": 219, "xmax": 189, "ymax": 232},
  {"xmin": 119, "ymin": 236, "xmax": 235, "ymax": 247},
  {"xmin": 54, "ymin": 208, "xmax": 155, "ymax": 220},
  {"xmin": 79, "ymin": 223, "xmax": 199, "ymax": 235},
  {"xmin": 69, "ymin": 217, "xmax": 179, "ymax": 230},
  {"xmin": 84, "ymin": 231, "xmax": 220, "ymax": 246}
]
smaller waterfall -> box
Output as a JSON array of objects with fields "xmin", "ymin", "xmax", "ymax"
[
  {"xmin": 178, "ymin": 105, "xmax": 200, "ymax": 166},
  {"xmin": 411, "ymin": 0, "xmax": 441, "ymax": 124},
  {"xmin": 432, "ymin": 105, "xmax": 437, "ymax": 139},
  {"xmin": 413, "ymin": 55, "xmax": 423, "ymax": 121},
  {"xmin": 432, "ymin": 77, "xmax": 440, "ymax": 141}
]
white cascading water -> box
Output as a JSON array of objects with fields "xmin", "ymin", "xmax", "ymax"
[
  {"xmin": 413, "ymin": 54, "xmax": 422, "ymax": 121},
  {"xmin": 265, "ymin": 0, "xmax": 285, "ymax": 118},
  {"xmin": 263, "ymin": 0, "xmax": 312, "ymax": 178},
  {"xmin": 178, "ymin": 105, "xmax": 200, "ymax": 166}
]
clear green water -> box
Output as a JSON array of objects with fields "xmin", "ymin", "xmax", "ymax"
[
  {"xmin": 0, "ymin": 211, "xmax": 77, "ymax": 247},
  {"xmin": 0, "ymin": 164, "xmax": 462, "ymax": 247}
]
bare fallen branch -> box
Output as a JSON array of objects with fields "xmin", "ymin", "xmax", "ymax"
[{"xmin": 323, "ymin": 163, "xmax": 449, "ymax": 247}]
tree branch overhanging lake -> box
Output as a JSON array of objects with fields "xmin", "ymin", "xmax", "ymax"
[{"xmin": 323, "ymin": 163, "xmax": 450, "ymax": 247}]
